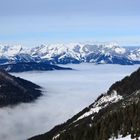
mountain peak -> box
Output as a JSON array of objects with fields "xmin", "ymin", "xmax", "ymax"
[{"xmin": 0, "ymin": 42, "xmax": 139, "ymax": 66}]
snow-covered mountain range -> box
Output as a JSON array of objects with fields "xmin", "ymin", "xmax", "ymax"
[{"xmin": 0, "ymin": 42, "xmax": 140, "ymax": 65}]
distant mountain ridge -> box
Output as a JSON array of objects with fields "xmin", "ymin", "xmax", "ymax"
[
  {"xmin": 0, "ymin": 62, "xmax": 72, "ymax": 72},
  {"xmin": 0, "ymin": 42, "xmax": 140, "ymax": 65},
  {"xmin": 29, "ymin": 67, "xmax": 140, "ymax": 140}
]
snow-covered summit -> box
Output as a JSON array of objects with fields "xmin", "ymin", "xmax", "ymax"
[
  {"xmin": 0, "ymin": 44, "xmax": 23, "ymax": 57},
  {"xmin": 0, "ymin": 42, "xmax": 139, "ymax": 65},
  {"xmin": 27, "ymin": 42, "xmax": 133, "ymax": 64}
]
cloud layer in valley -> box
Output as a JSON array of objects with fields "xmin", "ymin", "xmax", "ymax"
[{"xmin": 0, "ymin": 64, "xmax": 139, "ymax": 140}]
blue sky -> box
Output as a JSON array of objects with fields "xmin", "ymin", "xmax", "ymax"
[{"xmin": 0, "ymin": 0, "xmax": 140, "ymax": 47}]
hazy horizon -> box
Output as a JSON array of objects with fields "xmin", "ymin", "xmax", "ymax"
[{"xmin": 0, "ymin": 41, "xmax": 140, "ymax": 48}]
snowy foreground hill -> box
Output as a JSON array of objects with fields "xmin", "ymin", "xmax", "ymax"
[
  {"xmin": 0, "ymin": 42, "xmax": 140, "ymax": 65},
  {"xmin": 29, "ymin": 67, "xmax": 140, "ymax": 140}
]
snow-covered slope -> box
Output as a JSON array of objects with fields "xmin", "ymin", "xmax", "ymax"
[
  {"xmin": 128, "ymin": 48, "xmax": 140, "ymax": 61},
  {"xmin": 0, "ymin": 44, "xmax": 41, "ymax": 64},
  {"xmin": 0, "ymin": 42, "xmax": 140, "ymax": 65},
  {"xmin": 109, "ymin": 135, "xmax": 139, "ymax": 140},
  {"xmin": 76, "ymin": 90, "xmax": 123, "ymax": 121},
  {"xmin": 18, "ymin": 42, "xmax": 140, "ymax": 65},
  {"xmin": 0, "ymin": 44, "xmax": 23, "ymax": 57}
]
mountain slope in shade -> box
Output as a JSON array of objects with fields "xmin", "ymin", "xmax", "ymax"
[
  {"xmin": 0, "ymin": 70, "xmax": 42, "ymax": 107},
  {"xmin": 0, "ymin": 62, "xmax": 72, "ymax": 72},
  {"xmin": 29, "ymin": 67, "xmax": 140, "ymax": 140}
]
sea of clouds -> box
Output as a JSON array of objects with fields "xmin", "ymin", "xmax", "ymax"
[{"xmin": 0, "ymin": 63, "xmax": 139, "ymax": 140}]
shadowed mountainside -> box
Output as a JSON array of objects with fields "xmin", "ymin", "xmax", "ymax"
[
  {"xmin": 0, "ymin": 62, "xmax": 72, "ymax": 72},
  {"xmin": 29, "ymin": 67, "xmax": 140, "ymax": 140},
  {"xmin": 0, "ymin": 70, "xmax": 42, "ymax": 107}
]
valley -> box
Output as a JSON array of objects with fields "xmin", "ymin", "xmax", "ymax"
[{"xmin": 0, "ymin": 64, "xmax": 138, "ymax": 140}]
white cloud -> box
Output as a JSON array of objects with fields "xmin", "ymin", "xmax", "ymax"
[{"xmin": 0, "ymin": 64, "xmax": 139, "ymax": 140}]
